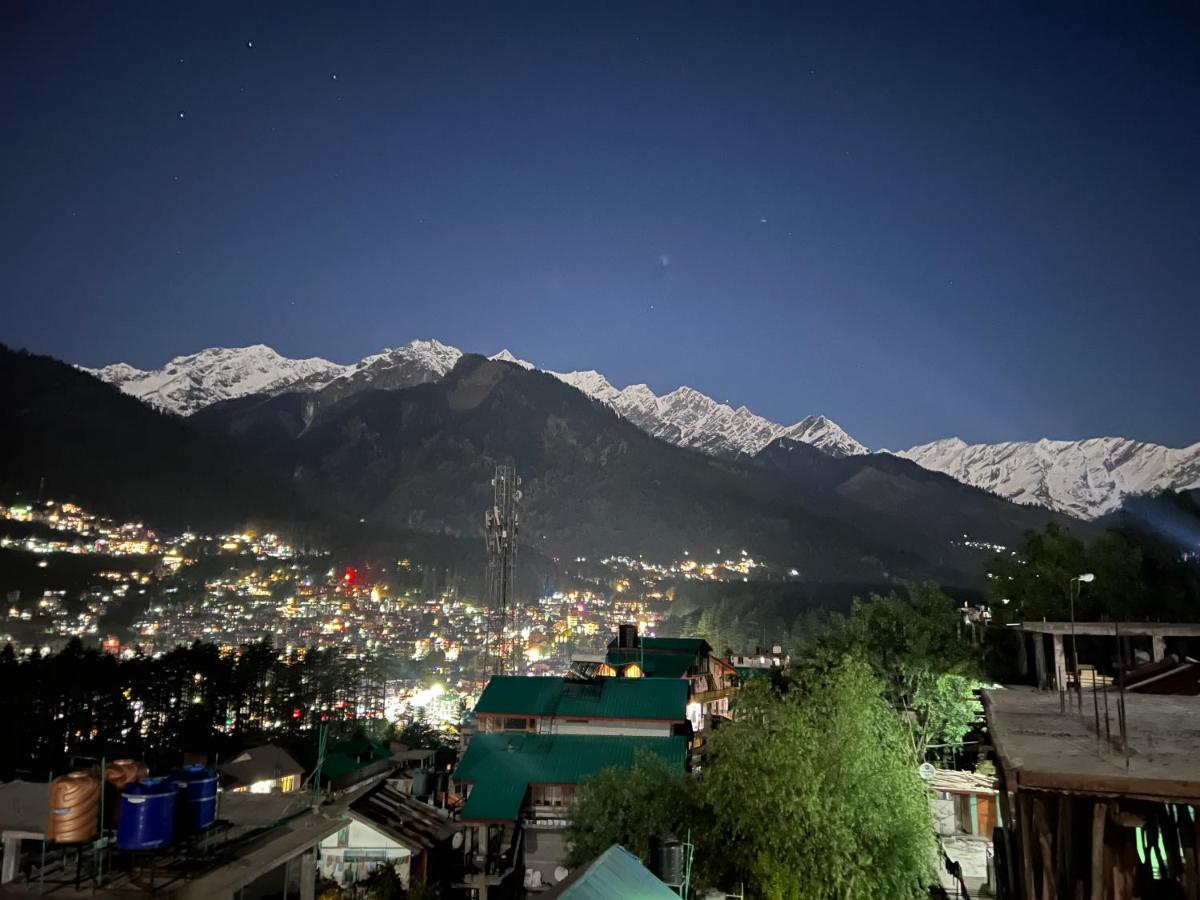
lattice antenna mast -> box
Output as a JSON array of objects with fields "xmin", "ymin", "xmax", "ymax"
[{"xmin": 484, "ymin": 465, "xmax": 521, "ymax": 677}]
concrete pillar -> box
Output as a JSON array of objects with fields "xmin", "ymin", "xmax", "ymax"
[
  {"xmin": 1016, "ymin": 632, "xmax": 1028, "ymax": 677},
  {"xmin": 1053, "ymin": 634, "xmax": 1067, "ymax": 693},
  {"xmin": 299, "ymin": 847, "xmax": 316, "ymax": 900},
  {"xmin": 1034, "ymin": 635, "xmax": 1048, "ymax": 690},
  {"xmin": 2, "ymin": 836, "xmax": 21, "ymax": 884},
  {"xmin": 1151, "ymin": 633, "xmax": 1166, "ymax": 662}
]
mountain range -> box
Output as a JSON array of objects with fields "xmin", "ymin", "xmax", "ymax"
[
  {"xmin": 2, "ymin": 343, "xmax": 1086, "ymax": 589},
  {"xmin": 83, "ymin": 341, "xmax": 1200, "ymax": 519}
]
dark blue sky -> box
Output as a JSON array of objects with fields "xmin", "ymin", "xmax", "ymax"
[{"xmin": 3, "ymin": 2, "xmax": 1198, "ymax": 449}]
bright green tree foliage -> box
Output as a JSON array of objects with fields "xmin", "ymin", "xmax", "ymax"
[
  {"xmin": 564, "ymin": 750, "xmax": 700, "ymax": 867},
  {"xmin": 798, "ymin": 584, "xmax": 983, "ymax": 759},
  {"xmin": 702, "ymin": 664, "xmax": 936, "ymax": 899}
]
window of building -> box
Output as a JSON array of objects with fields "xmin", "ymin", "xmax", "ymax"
[{"xmin": 532, "ymin": 784, "xmax": 569, "ymax": 807}]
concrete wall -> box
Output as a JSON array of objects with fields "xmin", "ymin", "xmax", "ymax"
[
  {"xmin": 931, "ymin": 795, "xmax": 958, "ymax": 836},
  {"xmin": 524, "ymin": 825, "xmax": 570, "ymax": 892},
  {"xmin": 318, "ymin": 819, "xmax": 411, "ymax": 887}
]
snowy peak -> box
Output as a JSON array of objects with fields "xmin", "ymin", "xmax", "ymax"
[
  {"xmin": 549, "ymin": 369, "xmax": 863, "ymax": 459},
  {"xmin": 81, "ymin": 338, "xmax": 1199, "ymax": 518},
  {"xmin": 84, "ymin": 338, "xmax": 864, "ymax": 459},
  {"xmin": 82, "ymin": 345, "xmax": 346, "ymax": 415},
  {"xmin": 783, "ymin": 415, "xmax": 868, "ymax": 458},
  {"xmin": 897, "ymin": 436, "xmax": 1200, "ymax": 520},
  {"xmin": 488, "ymin": 349, "xmax": 535, "ymax": 369}
]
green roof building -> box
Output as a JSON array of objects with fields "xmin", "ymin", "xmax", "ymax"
[
  {"xmin": 541, "ymin": 844, "xmax": 680, "ymax": 899},
  {"xmin": 453, "ymin": 671, "xmax": 693, "ymax": 898},
  {"xmin": 453, "ymin": 732, "xmax": 688, "ymax": 823}
]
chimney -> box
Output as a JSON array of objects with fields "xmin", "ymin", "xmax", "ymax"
[{"xmin": 618, "ymin": 623, "xmax": 639, "ymax": 649}]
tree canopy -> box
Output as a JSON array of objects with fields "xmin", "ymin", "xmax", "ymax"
[
  {"xmin": 566, "ymin": 659, "xmax": 937, "ymax": 899},
  {"xmin": 795, "ymin": 584, "xmax": 983, "ymax": 760},
  {"xmin": 987, "ymin": 508, "xmax": 1200, "ymax": 624}
]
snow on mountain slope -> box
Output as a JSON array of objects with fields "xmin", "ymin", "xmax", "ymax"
[
  {"xmin": 315, "ymin": 339, "xmax": 462, "ymax": 402},
  {"xmin": 896, "ymin": 437, "xmax": 1200, "ymax": 520},
  {"xmin": 87, "ymin": 339, "xmax": 866, "ymax": 459},
  {"xmin": 83, "ymin": 340, "xmax": 460, "ymax": 415},
  {"xmin": 488, "ymin": 349, "xmax": 535, "ymax": 369},
  {"xmin": 549, "ymin": 369, "xmax": 866, "ymax": 458},
  {"xmin": 82, "ymin": 345, "xmax": 346, "ymax": 415},
  {"xmin": 82, "ymin": 339, "xmax": 1199, "ymax": 517}
]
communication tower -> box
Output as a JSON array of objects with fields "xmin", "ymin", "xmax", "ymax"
[{"xmin": 483, "ymin": 464, "xmax": 521, "ymax": 678}]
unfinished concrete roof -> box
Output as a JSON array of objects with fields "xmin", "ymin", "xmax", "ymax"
[
  {"xmin": 0, "ymin": 781, "xmax": 51, "ymax": 837},
  {"xmin": 1017, "ymin": 621, "xmax": 1200, "ymax": 637},
  {"xmin": 984, "ymin": 686, "xmax": 1200, "ymax": 802}
]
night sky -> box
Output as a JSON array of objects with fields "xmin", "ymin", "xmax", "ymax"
[{"xmin": 3, "ymin": 2, "xmax": 1198, "ymax": 450}]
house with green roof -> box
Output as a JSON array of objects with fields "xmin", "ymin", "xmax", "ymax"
[
  {"xmin": 472, "ymin": 673, "xmax": 689, "ymax": 738},
  {"xmin": 540, "ymin": 844, "xmax": 679, "ymax": 899},
  {"xmin": 597, "ymin": 623, "xmax": 738, "ymax": 731},
  {"xmin": 451, "ymin": 673, "xmax": 690, "ymax": 897}
]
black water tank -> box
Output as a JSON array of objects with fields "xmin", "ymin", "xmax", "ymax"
[
  {"xmin": 411, "ymin": 770, "xmax": 434, "ymax": 797},
  {"xmin": 649, "ymin": 834, "xmax": 684, "ymax": 886}
]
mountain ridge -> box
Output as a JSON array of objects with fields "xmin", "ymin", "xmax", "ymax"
[{"xmin": 82, "ymin": 341, "xmax": 1200, "ymax": 518}]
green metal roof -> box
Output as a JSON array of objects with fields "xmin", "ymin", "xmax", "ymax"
[
  {"xmin": 319, "ymin": 738, "xmax": 393, "ymax": 780},
  {"xmin": 606, "ymin": 636, "xmax": 710, "ymax": 653},
  {"xmin": 453, "ymin": 733, "xmax": 688, "ymax": 822},
  {"xmin": 473, "ymin": 676, "xmax": 687, "ymax": 721},
  {"xmin": 605, "ymin": 649, "xmax": 695, "ymax": 679},
  {"xmin": 555, "ymin": 845, "xmax": 679, "ymax": 900}
]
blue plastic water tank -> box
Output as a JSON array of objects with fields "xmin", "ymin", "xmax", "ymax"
[
  {"xmin": 117, "ymin": 778, "xmax": 176, "ymax": 850},
  {"xmin": 171, "ymin": 764, "xmax": 219, "ymax": 830}
]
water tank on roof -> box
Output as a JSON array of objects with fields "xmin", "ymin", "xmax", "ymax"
[
  {"xmin": 649, "ymin": 833, "xmax": 684, "ymax": 886},
  {"xmin": 171, "ymin": 764, "xmax": 219, "ymax": 831},
  {"xmin": 117, "ymin": 777, "xmax": 176, "ymax": 850},
  {"xmin": 411, "ymin": 770, "xmax": 434, "ymax": 797},
  {"xmin": 104, "ymin": 760, "xmax": 149, "ymax": 826},
  {"xmin": 47, "ymin": 771, "xmax": 100, "ymax": 844},
  {"xmin": 618, "ymin": 623, "xmax": 639, "ymax": 649},
  {"xmin": 105, "ymin": 759, "xmax": 149, "ymax": 790}
]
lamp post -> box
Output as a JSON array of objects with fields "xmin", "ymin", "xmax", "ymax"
[{"xmin": 1068, "ymin": 573, "xmax": 1095, "ymax": 709}]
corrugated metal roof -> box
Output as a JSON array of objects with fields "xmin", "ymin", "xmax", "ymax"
[
  {"xmin": 544, "ymin": 845, "xmax": 678, "ymax": 900},
  {"xmin": 454, "ymin": 733, "xmax": 687, "ymax": 822},
  {"xmin": 605, "ymin": 649, "xmax": 695, "ymax": 679},
  {"xmin": 474, "ymin": 676, "xmax": 687, "ymax": 721},
  {"xmin": 607, "ymin": 636, "xmax": 710, "ymax": 653},
  {"xmin": 349, "ymin": 779, "xmax": 458, "ymax": 851}
]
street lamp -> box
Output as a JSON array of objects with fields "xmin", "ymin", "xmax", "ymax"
[{"xmin": 1067, "ymin": 574, "xmax": 1095, "ymax": 708}]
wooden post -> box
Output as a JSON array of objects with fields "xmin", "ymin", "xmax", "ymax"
[
  {"xmin": 1021, "ymin": 793, "xmax": 1038, "ymax": 900},
  {"xmin": 1179, "ymin": 801, "xmax": 1199, "ymax": 900},
  {"xmin": 1090, "ymin": 801, "xmax": 1107, "ymax": 900},
  {"xmin": 1034, "ymin": 796, "xmax": 1059, "ymax": 900}
]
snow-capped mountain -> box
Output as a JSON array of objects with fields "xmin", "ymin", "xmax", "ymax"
[
  {"xmin": 551, "ymin": 370, "xmax": 866, "ymax": 458},
  {"xmin": 84, "ymin": 339, "xmax": 1199, "ymax": 520},
  {"xmin": 83, "ymin": 340, "xmax": 461, "ymax": 415},
  {"xmin": 83, "ymin": 345, "xmax": 346, "ymax": 415},
  {"xmin": 896, "ymin": 437, "xmax": 1200, "ymax": 520}
]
